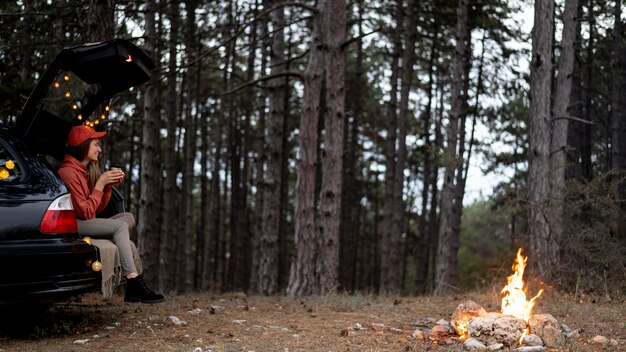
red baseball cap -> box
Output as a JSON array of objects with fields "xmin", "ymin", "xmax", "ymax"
[{"xmin": 67, "ymin": 125, "xmax": 107, "ymax": 147}]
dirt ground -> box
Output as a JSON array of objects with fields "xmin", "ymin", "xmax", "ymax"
[{"xmin": 0, "ymin": 289, "xmax": 624, "ymax": 352}]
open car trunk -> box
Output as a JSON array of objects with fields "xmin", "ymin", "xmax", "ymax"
[{"xmin": 15, "ymin": 39, "xmax": 155, "ymax": 159}]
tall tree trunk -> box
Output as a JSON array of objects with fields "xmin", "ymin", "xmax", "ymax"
[
  {"xmin": 316, "ymin": 0, "xmax": 347, "ymax": 294},
  {"xmin": 137, "ymin": 0, "xmax": 161, "ymax": 286},
  {"xmin": 610, "ymin": 0, "xmax": 626, "ymax": 243},
  {"xmin": 379, "ymin": 1, "xmax": 403, "ymax": 294},
  {"xmin": 88, "ymin": 0, "xmax": 115, "ymax": 41},
  {"xmin": 20, "ymin": 0, "xmax": 33, "ymax": 83},
  {"xmin": 549, "ymin": 0, "xmax": 580, "ymax": 277},
  {"xmin": 340, "ymin": 0, "xmax": 364, "ymax": 292},
  {"xmin": 528, "ymin": 0, "xmax": 555, "ymax": 277},
  {"xmin": 416, "ymin": 18, "xmax": 439, "ymax": 294},
  {"xmin": 289, "ymin": 0, "xmax": 346, "ymax": 295},
  {"xmin": 434, "ymin": 0, "xmax": 468, "ymax": 295},
  {"xmin": 393, "ymin": 0, "xmax": 417, "ymax": 292},
  {"xmin": 177, "ymin": 0, "xmax": 197, "ymax": 293},
  {"xmin": 582, "ymin": 0, "xmax": 594, "ymax": 179},
  {"xmin": 162, "ymin": 0, "xmax": 180, "ymax": 292},
  {"xmin": 249, "ymin": 7, "xmax": 269, "ymax": 294},
  {"xmin": 288, "ymin": 17, "xmax": 323, "ymax": 295},
  {"xmin": 236, "ymin": 6, "xmax": 257, "ymax": 292},
  {"xmin": 567, "ymin": 3, "xmax": 585, "ymax": 181},
  {"xmin": 260, "ymin": 0, "xmax": 286, "ymax": 295},
  {"xmin": 451, "ymin": 30, "xmax": 479, "ymax": 258}
]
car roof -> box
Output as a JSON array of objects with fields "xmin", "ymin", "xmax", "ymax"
[{"xmin": 15, "ymin": 39, "xmax": 155, "ymax": 158}]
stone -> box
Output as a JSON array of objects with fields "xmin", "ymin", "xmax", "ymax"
[
  {"xmin": 437, "ymin": 319, "xmax": 452, "ymax": 328},
  {"xmin": 451, "ymin": 300, "xmax": 487, "ymax": 336},
  {"xmin": 516, "ymin": 347, "xmax": 545, "ymax": 352},
  {"xmin": 529, "ymin": 314, "xmax": 563, "ymax": 348},
  {"xmin": 522, "ymin": 334, "xmax": 543, "ymax": 346},
  {"xmin": 468, "ymin": 312, "xmax": 526, "ymax": 347},
  {"xmin": 592, "ymin": 335, "xmax": 609, "ymax": 346},
  {"xmin": 188, "ymin": 308, "xmax": 202, "ymax": 315},
  {"xmin": 464, "ymin": 337, "xmax": 487, "ymax": 351},
  {"xmin": 232, "ymin": 320, "xmax": 247, "ymax": 324},
  {"xmin": 73, "ymin": 339, "xmax": 89, "ymax": 345},
  {"xmin": 353, "ymin": 322, "xmax": 363, "ymax": 330},
  {"xmin": 560, "ymin": 324, "xmax": 580, "ymax": 339},
  {"xmin": 412, "ymin": 329, "xmax": 426, "ymax": 340},
  {"xmin": 431, "ymin": 324, "xmax": 453, "ymax": 338},
  {"xmin": 433, "ymin": 324, "xmax": 452, "ymax": 334},
  {"xmin": 487, "ymin": 343, "xmax": 504, "ymax": 351},
  {"xmin": 167, "ymin": 316, "xmax": 187, "ymax": 326}
]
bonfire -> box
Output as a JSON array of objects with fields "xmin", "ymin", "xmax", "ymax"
[{"xmin": 448, "ymin": 248, "xmax": 565, "ymax": 350}]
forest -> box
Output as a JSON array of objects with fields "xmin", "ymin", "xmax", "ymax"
[{"xmin": 1, "ymin": 0, "xmax": 625, "ymax": 299}]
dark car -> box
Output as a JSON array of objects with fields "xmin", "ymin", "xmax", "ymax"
[{"xmin": 0, "ymin": 39, "xmax": 154, "ymax": 304}]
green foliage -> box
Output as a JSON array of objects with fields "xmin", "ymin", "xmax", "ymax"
[
  {"xmin": 560, "ymin": 176, "xmax": 626, "ymax": 297},
  {"xmin": 458, "ymin": 198, "xmax": 512, "ymax": 290}
]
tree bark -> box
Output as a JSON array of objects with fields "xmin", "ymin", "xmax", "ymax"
[
  {"xmin": 162, "ymin": 0, "xmax": 180, "ymax": 293},
  {"xmin": 610, "ymin": 0, "xmax": 626, "ymax": 243},
  {"xmin": 288, "ymin": 0, "xmax": 346, "ymax": 295},
  {"xmin": 177, "ymin": 0, "xmax": 197, "ymax": 293},
  {"xmin": 528, "ymin": 0, "xmax": 555, "ymax": 277},
  {"xmin": 340, "ymin": 0, "xmax": 364, "ymax": 292},
  {"xmin": 549, "ymin": 0, "xmax": 580, "ymax": 277},
  {"xmin": 260, "ymin": 0, "xmax": 286, "ymax": 295},
  {"xmin": 393, "ymin": 0, "xmax": 417, "ymax": 293},
  {"xmin": 434, "ymin": 0, "xmax": 468, "ymax": 295},
  {"xmin": 316, "ymin": 0, "xmax": 346, "ymax": 294},
  {"xmin": 137, "ymin": 0, "xmax": 161, "ymax": 286},
  {"xmin": 416, "ymin": 17, "xmax": 439, "ymax": 294},
  {"xmin": 378, "ymin": 1, "xmax": 402, "ymax": 294},
  {"xmin": 88, "ymin": 0, "xmax": 115, "ymax": 41}
]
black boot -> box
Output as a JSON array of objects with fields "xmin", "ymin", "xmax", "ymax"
[{"xmin": 124, "ymin": 275, "xmax": 165, "ymax": 303}]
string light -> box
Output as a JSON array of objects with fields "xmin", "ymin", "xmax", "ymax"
[
  {"xmin": 54, "ymin": 71, "xmax": 113, "ymax": 125},
  {"xmin": 5, "ymin": 160, "xmax": 15, "ymax": 170}
]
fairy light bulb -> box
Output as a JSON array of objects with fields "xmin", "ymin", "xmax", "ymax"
[
  {"xmin": 64, "ymin": 75, "xmax": 70, "ymax": 81},
  {"xmin": 64, "ymin": 91, "xmax": 71, "ymax": 98},
  {"xmin": 77, "ymin": 114, "xmax": 83, "ymax": 120},
  {"xmin": 53, "ymin": 82, "xmax": 60, "ymax": 88},
  {"xmin": 105, "ymin": 106, "xmax": 110, "ymax": 111},
  {"xmin": 72, "ymin": 104, "xmax": 78, "ymax": 110}
]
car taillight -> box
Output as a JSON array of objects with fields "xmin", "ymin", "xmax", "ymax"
[{"xmin": 40, "ymin": 194, "xmax": 78, "ymax": 234}]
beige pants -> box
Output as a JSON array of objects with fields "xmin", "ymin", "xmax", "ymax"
[{"xmin": 77, "ymin": 212, "xmax": 138, "ymax": 275}]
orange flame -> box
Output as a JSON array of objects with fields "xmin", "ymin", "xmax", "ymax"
[{"xmin": 501, "ymin": 248, "xmax": 544, "ymax": 323}]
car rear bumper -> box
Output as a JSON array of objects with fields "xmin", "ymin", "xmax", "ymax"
[{"xmin": 0, "ymin": 238, "xmax": 101, "ymax": 303}]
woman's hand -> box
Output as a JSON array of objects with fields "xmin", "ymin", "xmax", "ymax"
[{"xmin": 94, "ymin": 170, "xmax": 125, "ymax": 191}]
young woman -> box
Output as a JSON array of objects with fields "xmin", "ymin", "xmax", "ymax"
[{"xmin": 58, "ymin": 125, "xmax": 164, "ymax": 304}]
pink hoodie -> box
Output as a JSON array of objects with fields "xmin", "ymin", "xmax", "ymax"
[{"xmin": 57, "ymin": 155, "xmax": 112, "ymax": 220}]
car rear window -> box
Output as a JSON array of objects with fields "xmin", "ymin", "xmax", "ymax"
[
  {"xmin": 0, "ymin": 143, "xmax": 23, "ymax": 183},
  {"xmin": 41, "ymin": 70, "xmax": 101, "ymax": 125}
]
